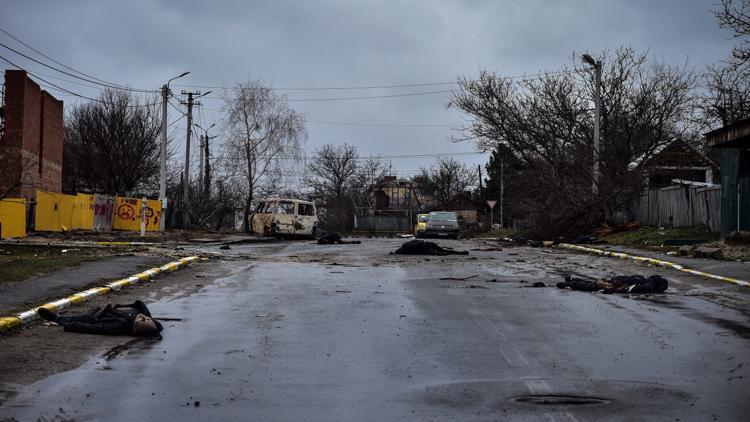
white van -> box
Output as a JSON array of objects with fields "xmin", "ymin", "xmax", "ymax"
[{"xmin": 250, "ymin": 198, "xmax": 318, "ymax": 238}]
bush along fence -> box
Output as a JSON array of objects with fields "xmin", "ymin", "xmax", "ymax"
[{"xmin": 0, "ymin": 190, "xmax": 163, "ymax": 238}]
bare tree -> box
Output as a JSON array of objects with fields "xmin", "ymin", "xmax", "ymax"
[
  {"xmin": 63, "ymin": 89, "xmax": 161, "ymax": 194},
  {"xmin": 450, "ymin": 47, "xmax": 696, "ymax": 237},
  {"xmin": 700, "ymin": 64, "xmax": 750, "ymax": 128},
  {"xmin": 304, "ymin": 144, "xmax": 358, "ymax": 231},
  {"xmin": 223, "ymin": 81, "xmax": 306, "ymax": 233},
  {"xmin": 351, "ymin": 156, "xmax": 392, "ymax": 209},
  {"xmin": 305, "ymin": 144, "xmax": 358, "ymax": 204},
  {"xmin": 715, "ymin": 0, "xmax": 750, "ymax": 67},
  {"xmin": 418, "ymin": 157, "xmax": 477, "ymax": 208},
  {"xmin": 700, "ymin": 1, "xmax": 750, "ymax": 129}
]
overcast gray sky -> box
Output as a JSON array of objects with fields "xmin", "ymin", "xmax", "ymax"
[{"xmin": 0, "ymin": 0, "xmax": 735, "ymax": 182}]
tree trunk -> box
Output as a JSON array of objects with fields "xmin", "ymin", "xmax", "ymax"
[
  {"xmin": 243, "ymin": 194, "xmax": 253, "ymax": 234},
  {"xmin": 243, "ymin": 151, "xmax": 254, "ymax": 234}
]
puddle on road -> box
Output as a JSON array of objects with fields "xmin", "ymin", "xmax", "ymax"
[
  {"xmin": 635, "ymin": 296, "xmax": 750, "ymax": 339},
  {"xmin": 102, "ymin": 337, "xmax": 162, "ymax": 361},
  {"xmin": 510, "ymin": 394, "xmax": 610, "ymax": 406}
]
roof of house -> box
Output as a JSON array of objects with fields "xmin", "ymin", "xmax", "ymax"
[
  {"xmin": 628, "ymin": 138, "xmax": 717, "ymax": 171},
  {"xmin": 705, "ymin": 118, "xmax": 750, "ymax": 149}
]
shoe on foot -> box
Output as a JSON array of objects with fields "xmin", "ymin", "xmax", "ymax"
[{"xmin": 36, "ymin": 307, "xmax": 58, "ymax": 322}]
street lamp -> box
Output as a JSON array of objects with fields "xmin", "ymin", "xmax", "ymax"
[
  {"xmin": 159, "ymin": 71, "xmax": 190, "ymax": 231},
  {"xmin": 582, "ymin": 54, "xmax": 602, "ymax": 194}
]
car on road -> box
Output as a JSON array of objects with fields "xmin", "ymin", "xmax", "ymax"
[
  {"xmin": 250, "ymin": 198, "xmax": 318, "ymax": 238},
  {"xmin": 424, "ymin": 211, "xmax": 460, "ymax": 239},
  {"xmin": 414, "ymin": 213, "xmax": 429, "ymax": 237}
]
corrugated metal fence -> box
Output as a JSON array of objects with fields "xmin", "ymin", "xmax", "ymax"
[
  {"xmin": 354, "ymin": 215, "xmax": 412, "ymax": 233},
  {"xmin": 33, "ymin": 190, "xmax": 162, "ymax": 233},
  {"xmin": 631, "ymin": 185, "xmax": 721, "ymax": 232},
  {"xmin": 0, "ymin": 198, "xmax": 26, "ymax": 238}
]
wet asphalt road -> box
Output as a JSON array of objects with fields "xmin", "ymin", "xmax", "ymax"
[{"xmin": 1, "ymin": 239, "xmax": 749, "ymax": 421}]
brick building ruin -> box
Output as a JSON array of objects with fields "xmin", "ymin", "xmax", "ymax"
[{"xmin": 0, "ymin": 69, "xmax": 64, "ymax": 200}]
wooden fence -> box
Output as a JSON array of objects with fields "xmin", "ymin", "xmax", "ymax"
[{"xmin": 631, "ymin": 185, "xmax": 721, "ymax": 232}]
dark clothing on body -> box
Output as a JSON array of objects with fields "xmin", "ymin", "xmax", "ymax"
[
  {"xmin": 38, "ymin": 300, "xmax": 163, "ymax": 337},
  {"xmin": 317, "ymin": 232, "xmax": 362, "ymax": 245},
  {"xmin": 557, "ymin": 275, "xmax": 668, "ymax": 294},
  {"xmin": 394, "ymin": 240, "xmax": 469, "ymax": 256}
]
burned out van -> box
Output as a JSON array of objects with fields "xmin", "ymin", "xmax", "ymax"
[{"xmin": 250, "ymin": 198, "xmax": 318, "ymax": 238}]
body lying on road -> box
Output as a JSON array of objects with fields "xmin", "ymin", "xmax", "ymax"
[
  {"xmin": 37, "ymin": 300, "xmax": 163, "ymax": 337},
  {"xmin": 556, "ymin": 275, "xmax": 668, "ymax": 294},
  {"xmin": 316, "ymin": 232, "xmax": 362, "ymax": 245},
  {"xmin": 393, "ymin": 240, "xmax": 469, "ymax": 256}
]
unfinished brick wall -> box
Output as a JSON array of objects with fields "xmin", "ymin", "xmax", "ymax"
[{"xmin": 0, "ymin": 70, "xmax": 63, "ymax": 199}]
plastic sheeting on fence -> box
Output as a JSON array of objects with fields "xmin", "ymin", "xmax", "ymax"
[
  {"xmin": 112, "ymin": 197, "xmax": 162, "ymax": 232},
  {"xmin": 631, "ymin": 185, "xmax": 721, "ymax": 232},
  {"xmin": 0, "ymin": 198, "xmax": 26, "ymax": 238},
  {"xmin": 93, "ymin": 194, "xmax": 115, "ymax": 232}
]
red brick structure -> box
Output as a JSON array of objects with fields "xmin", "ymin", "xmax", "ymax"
[{"xmin": 0, "ymin": 70, "xmax": 64, "ymax": 200}]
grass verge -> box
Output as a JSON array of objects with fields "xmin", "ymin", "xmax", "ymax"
[
  {"xmin": 601, "ymin": 226, "xmax": 719, "ymax": 249},
  {"xmin": 0, "ymin": 244, "xmax": 106, "ymax": 283}
]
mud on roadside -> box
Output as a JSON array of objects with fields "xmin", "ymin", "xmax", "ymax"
[{"xmin": 0, "ymin": 260, "xmax": 238, "ymax": 405}]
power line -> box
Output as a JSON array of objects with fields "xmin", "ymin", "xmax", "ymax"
[
  {"xmin": 173, "ymin": 70, "xmax": 575, "ymax": 92},
  {"xmin": 0, "ymin": 41, "xmax": 157, "ymax": 93},
  {"xmin": 1, "ymin": 54, "xmax": 102, "ymax": 102},
  {"xmin": 307, "ymin": 120, "xmax": 456, "ymax": 128},
  {"xmin": 1, "ymin": 54, "xmax": 164, "ymax": 108},
  {"xmin": 214, "ymin": 151, "xmax": 485, "ymax": 162},
  {"xmin": 0, "ymin": 25, "xmax": 135, "ymax": 90},
  {"xmin": 202, "ymin": 89, "xmax": 451, "ymax": 102}
]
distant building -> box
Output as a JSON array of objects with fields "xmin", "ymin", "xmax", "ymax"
[
  {"xmin": 0, "ymin": 70, "xmax": 64, "ymax": 200},
  {"xmin": 706, "ymin": 120, "xmax": 750, "ymax": 236}
]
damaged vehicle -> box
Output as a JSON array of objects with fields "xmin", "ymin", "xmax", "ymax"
[
  {"xmin": 250, "ymin": 198, "xmax": 318, "ymax": 238},
  {"xmin": 424, "ymin": 211, "xmax": 460, "ymax": 239}
]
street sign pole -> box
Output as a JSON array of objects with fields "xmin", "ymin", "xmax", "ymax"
[{"xmin": 486, "ymin": 200, "xmax": 497, "ymax": 232}]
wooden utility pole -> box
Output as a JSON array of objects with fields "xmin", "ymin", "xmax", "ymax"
[
  {"xmin": 478, "ymin": 165, "xmax": 483, "ymax": 197},
  {"xmin": 180, "ymin": 91, "xmax": 202, "ymax": 229}
]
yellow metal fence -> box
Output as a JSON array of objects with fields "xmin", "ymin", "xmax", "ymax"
[
  {"xmin": 34, "ymin": 190, "xmax": 162, "ymax": 233},
  {"xmin": 0, "ymin": 198, "xmax": 26, "ymax": 238}
]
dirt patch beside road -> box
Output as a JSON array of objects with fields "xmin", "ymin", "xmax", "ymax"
[{"xmin": 0, "ymin": 260, "xmax": 232, "ymax": 401}]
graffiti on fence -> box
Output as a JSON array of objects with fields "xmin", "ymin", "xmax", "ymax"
[
  {"xmin": 93, "ymin": 194, "xmax": 115, "ymax": 232},
  {"xmin": 112, "ymin": 197, "xmax": 161, "ymax": 231}
]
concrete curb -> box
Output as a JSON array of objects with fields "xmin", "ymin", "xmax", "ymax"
[
  {"xmin": 0, "ymin": 256, "xmax": 201, "ymax": 333},
  {"xmin": 558, "ymin": 243, "xmax": 750, "ymax": 288}
]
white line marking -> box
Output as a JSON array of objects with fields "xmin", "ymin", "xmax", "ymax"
[
  {"xmin": 514, "ymin": 349, "xmax": 529, "ymax": 366},
  {"xmin": 524, "ymin": 378, "xmax": 553, "ymax": 395},
  {"xmin": 567, "ymin": 412, "xmax": 580, "ymax": 422}
]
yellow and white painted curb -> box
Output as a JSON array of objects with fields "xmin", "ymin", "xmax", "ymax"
[
  {"xmin": 558, "ymin": 243, "xmax": 750, "ymax": 288},
  {"xmin": 0, "ymin": 256, "xmax": 200, "ymax": 333}
]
